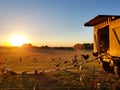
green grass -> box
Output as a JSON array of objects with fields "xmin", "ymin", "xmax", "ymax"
[{"xmin": 0, "ymin": 48, "xmax": 120, "ymax": 89}]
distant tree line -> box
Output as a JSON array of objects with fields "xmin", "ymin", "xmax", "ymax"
[
  {"xmin": 21, "ymin": 43, "xmax": 93, "ymax": 50},
  {"xmin": 22, "ymin": 44, "xmax": 50, "ymax": 49},
  {"xmin": 52, "ymin": 47, "xmax": 74, "ymax": 50},
  {"xmin": 22, "ymin": 44, "xmax": 73, "ymax": 50}
]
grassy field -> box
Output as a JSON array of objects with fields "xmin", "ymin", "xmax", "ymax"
[{"xmin": 0, "ymin": 47, "xmax": 120, "ymax": 90}]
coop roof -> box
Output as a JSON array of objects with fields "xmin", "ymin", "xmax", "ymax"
[{"xmin": 84, "ymin": 15, "xmax": 120, "ymax": 26}]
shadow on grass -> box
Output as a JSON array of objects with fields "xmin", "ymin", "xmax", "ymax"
[
  {"xmin": 0, "ymin": 71, "xmax": 89, "ymax": 90},
  {"xmin": 1, "ymin": 70, "xmax": 120, "ymax": 90}
]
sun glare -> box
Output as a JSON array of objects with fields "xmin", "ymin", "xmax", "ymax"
[{"xmin": 9, "ymin": 34, "xmax": 29, "ymax": 47}]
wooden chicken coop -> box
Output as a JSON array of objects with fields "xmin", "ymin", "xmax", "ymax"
[{"xmin": 84, "ymin": 15, "xmax": 120, "ymax": 75}]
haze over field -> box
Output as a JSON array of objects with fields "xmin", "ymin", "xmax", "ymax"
[{"xmin": 0, "ymin": 0, "xmax": 120, "ymax": 47}]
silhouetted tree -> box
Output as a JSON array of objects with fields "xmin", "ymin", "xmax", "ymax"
[
  {"xmin": 22, "ymin": 43, "xmax": 33, "ymax": 48},
  {"xmin": 73, "ymin": 43, "xmax": 85, "ymax": 50},
  {"xmin": 74, "ymin": 43, "xmax": 93, "ymax": 50},
  {"xmin": 40, "ymin": 45, "xmax": 50, "ymax": 49}
]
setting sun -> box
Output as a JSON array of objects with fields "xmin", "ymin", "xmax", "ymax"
[{"xmin": 9, "ymin": 34, "xmax": 29, "ymax": 47}]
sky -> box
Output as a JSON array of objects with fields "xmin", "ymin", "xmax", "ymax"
[{"xmin": 0, "ymin": 0, "xmax": 120, "ymax": 47}]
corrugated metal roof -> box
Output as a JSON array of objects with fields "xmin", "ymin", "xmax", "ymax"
[{"xmin": 84, "ymin": 15, "xmax": 120, "ymax": 26}]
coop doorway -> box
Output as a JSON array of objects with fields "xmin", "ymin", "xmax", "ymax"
[{"xmin": 98, "ymin": 26, "xmax": 109, "ymax": 53}]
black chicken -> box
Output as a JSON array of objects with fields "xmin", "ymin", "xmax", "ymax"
[
  {"xmin": 93, "ymin": 52, "xmax": 98, "ymax": 57},
  {"xmin": 56, "ymin": 63, "xmax": 59, "ymax": 67},
  {"xmin": 81, "ymin": 54, "xmax": 89, "ymax": 60},
  {"xmin": 64, "ymin": 61, "xmax": 68, "ymax": 64}
]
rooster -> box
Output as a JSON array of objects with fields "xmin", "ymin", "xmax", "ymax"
[{"xmin": 81, "ymin": 54, "xmax": 89, "ymax": 61}]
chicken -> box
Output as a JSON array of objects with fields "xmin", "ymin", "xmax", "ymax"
[
  {"xmin": 81, "ymin": 54, "xmax": 89, "ymax": 60},
  {"xmin": 93, "ymin": 52, "xmax": 98, "ymax": 57},
  {"xmin": 56, "ymin": 63, "xmax": 59, "ymax": 67}
]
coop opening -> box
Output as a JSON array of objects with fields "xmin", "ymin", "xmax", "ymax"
[{"xmin": 98, "ymin": 26, "xmax": 109, "ymax": 53}]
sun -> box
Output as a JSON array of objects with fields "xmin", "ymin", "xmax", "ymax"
[{"xmin": 9, "ymin": 34, "xmax": 29, "ymax": 47}]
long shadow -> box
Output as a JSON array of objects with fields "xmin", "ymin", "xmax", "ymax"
[
  {"xmin": 0, "ymin": 71, "xmax": 86, "ymax": 90},
  {"xmin": 5, "ymin": 69, "xmax": 120, "ymax": 90},
  {"xmin": 30, "ymin": 72, "xmax": 87, "ymax": 90}
]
